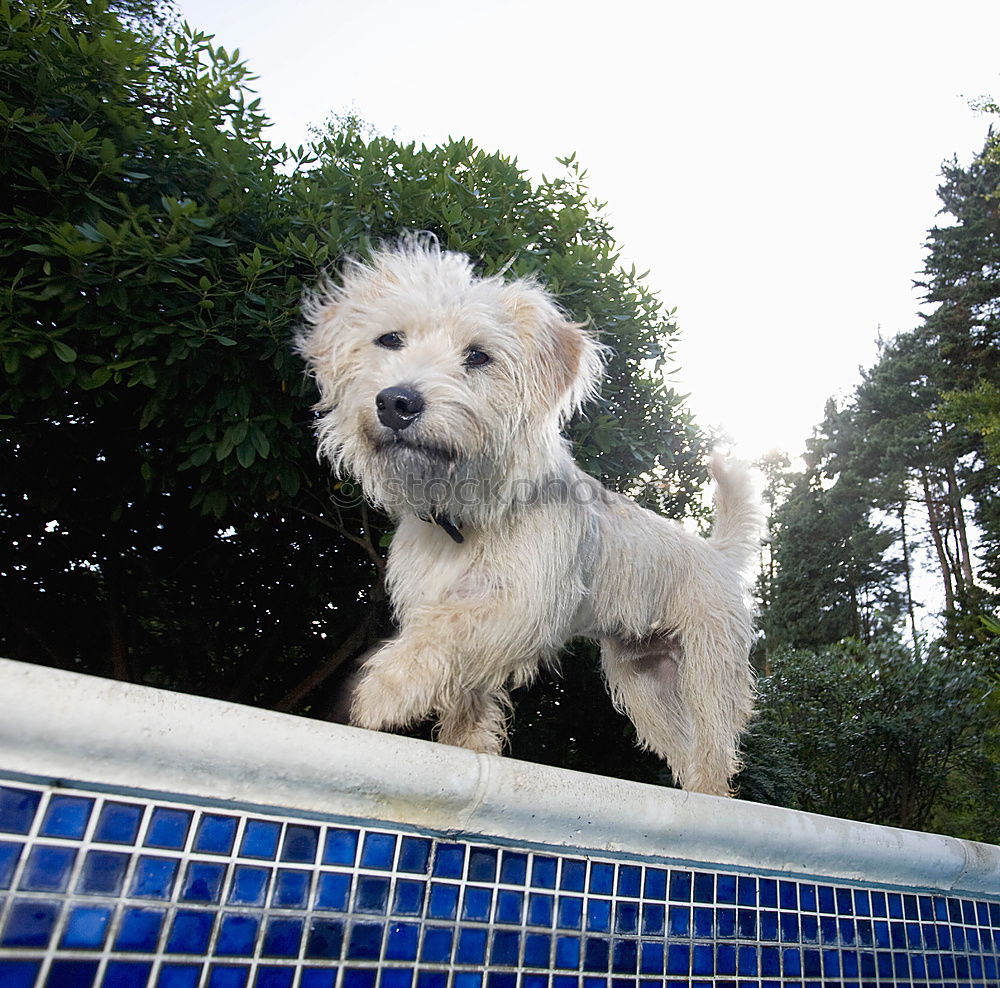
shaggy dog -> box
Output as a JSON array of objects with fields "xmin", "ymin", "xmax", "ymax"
[{"xmin": 298, "ymin": 238, "xmax": 763, "ymax": 796}]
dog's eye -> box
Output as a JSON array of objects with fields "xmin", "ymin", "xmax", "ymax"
[
  {"xmin": 464, "ymin": 348, "xmax": 491, "ymax": 368},
  {"xmin": 375, "ymin": 332, "xmax": 404, "ymax": 350}
]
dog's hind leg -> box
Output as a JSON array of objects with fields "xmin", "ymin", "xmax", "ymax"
[
  {"xmin": 434, "ymin": 687, "xmax": 510, "ymax": 755},
  {"xmin": 601, "ymin": 632, "xmax": 744, "ymax": 797}
]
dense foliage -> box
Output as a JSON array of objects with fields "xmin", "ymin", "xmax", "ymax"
[{"xmin": 0, "ymin": 0, "xmax": 709, "ymax": 770}]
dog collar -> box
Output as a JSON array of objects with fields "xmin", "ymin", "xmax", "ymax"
[{"xmin": 428, "ymin": 513, "xmax": 464, "ymax": 544}]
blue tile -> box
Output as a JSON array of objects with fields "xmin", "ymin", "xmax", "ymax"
[
  {"xmin": 468, "ymin": 846, "xmax": 497, "ymax": 882},
  {"xmin": 738, "ymin": 907, "xmax": 757, "ymax": 939},
  {"xmin": 693, "ymin": 871, "xmax": 714, "ymax": 903},
  {"xmin": 717, "ymin": 906, "xmax": 736, "ymax": 938},
  {"xmin": 0, "ymin": 840, "xmax": 22, "ymax": 888},
  {"xmin": 299, "ymin": 967, "xmax": 337, "ymax": 988},
  {"xmin": 361, "ymin": 832, "xmax": 397, "ymax": 870},
  {"xmin": 0, "ymin": 787, "xmax": 41, "ymax": 834},
  {"xmin": 228, "ymin": 865, "xmax": 270, "ymax": 906},
  {"xmin": 737, "ymin": 875, "xmax": 757, "ymax": 906},
  {"xmin": 428, "ymin": 882, "xmax": 458, "ymax": 920},
  {"xmin": 281, "ymin": 823, "xmax": 318, "ymax": 863},
  {"xmin": 421, "ymin": 925, "xmax": 453, "ymax": 963},
  {"xmin": 451, "ymin": 976, "xmax": 480, "ymax": 988},
  {"xmin": 94, "ymin": 801, "xmax": 143, "ymax": 843},
  {"xmin": 668, "ymin": 869, "xmax": 691, "ymax": 901},
  {"xmin": 45, "ymin": 959, "xmax": 100, "ymax": 987},
  {"xmin": 641, "ymin": 901, "xmax": 664, "ymax": 936},
  {"xmin": 273, "ymin": 868, "xmax": 311, "ymax": 908},
  {"xmin": 617, "ymin": 864, "xmax": 641, "ymax": 897},
  {"xmin": 462, "ymin": 884, "xmax": 493, "ymax": 921},
  {"xmin": 0, "ymin": 960, "xmax": 41, "ymax": 988},
  {"xmin": 556, "ymin": 934, "xmax": 581, "ymax": 969},
  {"xmin": 491, "ymin": 929, "xmax": 520, "ymax": 965},
  {"xmin": 261, "ymin": 916, "xmax": 303, "ymax": 957},
  {"xmin": 380, "ymin": 971, "xmax": 413, "ymax": 988},
  {"xmin": 166, "ymin": 909, "xmax": 215, "ymax": 953},
  {"xmin": 531, "ymin": 855, "xmax": 557, "ymax": 888},
  {"xmin": 499, "ymin": 850, "xmax": 527, "ymax": 885},
  {"xmin": 486, "ymin": 975, "xmax": 516, "ymax": 988},
  {"xmin": 693, "ymin": 905, "xmax": 714, "ymax": 937},
  {"xmin": 456, "ymin": 927, "xmax": 488, "ymax": 964},
  {"xmin": 194, "ymin": 814, "xmax": 238, "ymax": 855},
  {"xmin": 558, "ymin": 895, "xmax": 583, "ymax": 930},
  {"xmin": 20, "ymin": 844, "xmax": 77, "ymax": 891},
  {"xmin": 716, "ymin": 943, "xmax": 737, "ymax": 975},
  {"xmin": 398, "ymin": 836, "xmax": 430, "ymax": 874},
  {"xmin": 216, "ymin": 914, "xmax": 259, "ymax": 956},
  {"xmin": 385, "ymin": 920, "xmax": 419, "ymax": 960},
  {"xmin": 759, "ymin": 878, "xmax": 777, "ymax": 908},
  {"xmin": 255, "ymin": 969, "xmax": 295, "ymax": 988},
  {"xmin": 314, "ymin": 870, "xmax": 350, "ymax": 911},
  {"xmin": 115, "ymin": 907, "xmax": 165, "ymax": 951},
  {"xmin": 584, "ymin": 936, "xmax": 611, "ymax": 972},
  {"xmin": 643, "ymin": 866, "xmax": 667, "ymax": 900},
  {"xmin": 717, "ymin": 873, "xmax": 737, "ymax": 903},
  {"xmin": 586, "ymin": 898, "xmax": 611, "ymax": 932},
  {"xmin": 392, "ymin": 879, "xmax": 425, "ymax": 915},
  {"xmin": 432, "ymin": 841, "xmax": 464, "ymax": 878},
  {"xmin": 343, "ymin": 972, "xmax": 377, "ymax": 988},
  {"xmin": 561, "ymin": 857, "xmax": 587, "ymax": 892},
  {"xmin": 817, "ymin": 884, "xmax": 835, "ymax": 913},
  {"xmin": 40, "ymin": 795, "xmax": 94, "ymax": 839},
  {"xmin": 347, "ymin": 921, "xmax": 383, "ymax": 960},
  {"xmin": 241, "ymin": 819, "xmax": 281, "ymax": 860},
  {"xmin": 523, "ymin": 931, "xmax": 551, "ymax": 967},
  {"xmin": 207, "ymin": 965, "xmax": 249, "ymax": 988},
  {"xmin": 2, "ymin": 899, "xmax": 59, "ymax": 947},
  {"xmin": 158, "ymin": 963, "xmax": 202, "ymax": 988},
  {"xmin": 103, "ymin": 960, "xmax": 153, "ymax": 987},
  {"xmin": 613, "ymin": 901, "xmax": 638, "ymax": 938},
  {"xmin": 131, "ymin": 855, "xmax": 179, "ymax": 899},
  {"xmin": 305, "ymin": 918, "xmax": 344, "ymax": 959},
  {"xmin": 495, "ymin": 889, "xmax": 523, "ymax": 924},
  {"xmin": 668, "ymin": 905, "xmax": 690, "ymax": 936},
  {"xmin": 145, "ymin": 808, "xmax": 193, "ymax": 849},
  {"xmin": 356, "ymin": 874, "xmax": 390, "ymax": 913},
  {"xmin": 76, "ymin": 849, "xmax": 129, "ymax": 895},
  {"xmin": 528, "ymin": 892, "xmax": 553, "ymax": 926},
  {"xmin": 640, "ymin": 940, "xmax": 664, "ymax": 975},
  {"xmin": 60, "ymin": 903, "xmax": 112, "ymax": 949},
  {"xmin": 738, "ymin": 944, "xmax": 758, "ymax": 976},
  {"xmin": 323, "ymin": 827, "xmax": 358, "ymax": 866},
  {"xmin": 666, "ymin": 942, "xmax": 689, "ymax": 976},
  {"xmin": 182, "ymin": 861, "xmax": 226, "ymax": 902}
]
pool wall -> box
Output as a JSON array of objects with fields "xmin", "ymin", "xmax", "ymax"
[{"xmin": 0, "ymin": 656, "xmax": 998, "ymax": 987}]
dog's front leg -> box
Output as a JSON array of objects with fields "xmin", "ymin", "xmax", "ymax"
[{"xmin": 349, "ymin": 597, "xmax": 547, "ymax": 744}]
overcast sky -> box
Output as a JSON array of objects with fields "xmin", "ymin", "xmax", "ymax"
[{"xmin": 175, "ymin": 0, "xmax": 999, "ymax": 459}]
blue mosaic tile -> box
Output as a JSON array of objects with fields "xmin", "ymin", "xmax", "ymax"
[
  {"xmin": 0, "ymin": 780, "xmax": 998, "ymax": 988},
  {"xmin": 145, "ymin": 807, "xmax": 193, "ymax": 849},
  {"xmin": 39, "ymin": 794, "xmax": 93, "ymax": 839},
  {"xmin": 0, "ymin": 787, "xmax": 41, "ymax": 834},
  {"xmin": 94, "ymin": 801, "xmax": 144, "ymax": 843},
  {"xmin": 194, "ymin": 814, "xmax": 238, "ymax": 855}
]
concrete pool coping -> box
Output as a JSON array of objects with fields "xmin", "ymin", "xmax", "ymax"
[{"xmin": 1, "ymin": 656, "xmax": 997, "ymax": 898}]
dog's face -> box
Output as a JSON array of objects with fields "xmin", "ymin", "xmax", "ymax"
[{"xmin": 298, "ymin": 241, "xmax": 603, "ymax": 518}]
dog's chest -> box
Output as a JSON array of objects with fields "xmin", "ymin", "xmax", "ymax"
[{"xmin": 387, "ymin": 520, "xmax": 500, "ymax": 617}]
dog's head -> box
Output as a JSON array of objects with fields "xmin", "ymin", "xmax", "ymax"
[{"xmin": 298, "ymin": 237, "xmax": 604, "ymax": 519}]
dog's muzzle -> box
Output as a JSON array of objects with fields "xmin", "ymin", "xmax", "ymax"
[{"xmin": 376, "ymin": 386, "xmax": 424, "ymax": 432}]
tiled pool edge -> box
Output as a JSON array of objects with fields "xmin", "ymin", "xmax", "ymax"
[
  {"xmin": 1, "ymin": 657, "xmax": 997, "ymax": 899},
  {"xmin": 2, "ymin": 657, "xmax": 1000, "ymax": 988}
]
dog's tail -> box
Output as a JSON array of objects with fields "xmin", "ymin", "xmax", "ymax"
[{"xmin": 707, "ymin": 452, "xmax": 765, "ymax": 577}]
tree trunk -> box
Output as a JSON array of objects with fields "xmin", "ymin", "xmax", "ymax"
[{"xmin": 920, "ymin": 468, "xmax": 955, "ymax": 613}]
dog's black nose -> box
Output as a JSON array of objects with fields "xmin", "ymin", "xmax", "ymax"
[{"xmin": 376, "ymin": 386, "xmax": 425, "ymax": 431}]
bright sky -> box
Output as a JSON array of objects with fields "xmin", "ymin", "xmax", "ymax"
[{"xmin": 175, "ymin": 0, "xmax": 999, "ymax": 460}]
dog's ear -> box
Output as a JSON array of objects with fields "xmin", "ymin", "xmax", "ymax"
[
  {"xmin": 501, "ymin": 280, "xmax": 605, "ymax": 424},
  {"xmin": 296, "ymin": 277, "xmax": 353, "ymax": 410}
]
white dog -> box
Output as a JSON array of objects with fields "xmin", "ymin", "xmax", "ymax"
[{"xmin": 298, "ymin": 238, "xmax": 762, "ymax": 796}]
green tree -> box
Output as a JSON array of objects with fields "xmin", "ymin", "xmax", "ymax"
[
  {"xmin": 1, "ymin": 0, "xmax": 712, "ymax": 779},
  {"xmin": 739, "ymin": 640, "xmax": 998, "ymax": 837}
]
